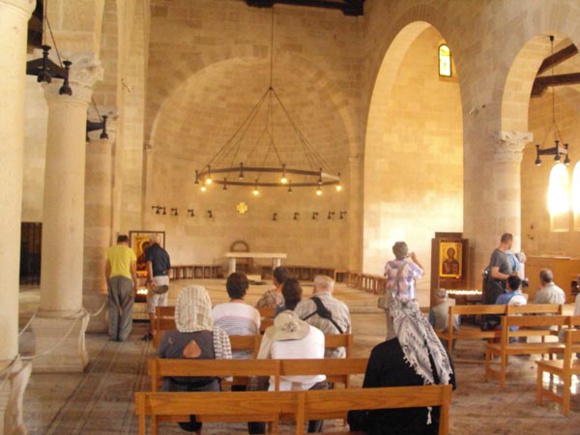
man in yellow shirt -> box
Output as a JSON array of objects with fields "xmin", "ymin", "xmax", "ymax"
[{"xmin": 105, "ymin": 235, "xmax": 137, "ymax": 341}]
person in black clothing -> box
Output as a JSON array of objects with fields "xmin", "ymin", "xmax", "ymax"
[{"xmin": 347, "ymin": 297, "xmax": 456, "ymax": 435}]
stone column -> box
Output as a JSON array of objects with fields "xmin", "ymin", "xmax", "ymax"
[
  {"xmin": 31, "ymin": 54, "xmax": 102, "ymax": 372},
  {"xmin": 493, "ymin": 131, "xmax": 532, "ymax": 252},
  {"xmin": 83, "ymin": 117, "xmax": 115, "ymax": 333},
  {"xmin": 0, "ymin": 0, "xmax": 35, "ymax": 433},
  {"xmin": 348, "ymin": 154, "xmax": 363, "ymax": 271}
]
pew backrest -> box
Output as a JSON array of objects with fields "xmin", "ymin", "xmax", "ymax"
[{"xmin": 280, "ymin": 357, "xmax": 367, "ymax": 388}]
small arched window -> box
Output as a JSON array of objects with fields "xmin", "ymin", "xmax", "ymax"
[
  {"xmin": 548, "ymin": 163, "xmax": 570, "ymax": 231},
  {"xmin": 438, "ymin": 44, "xmax": 452, "ymax": 77},
  {"xmin": 571, "ymin": 162, "xmax": 580, "ymax": 230}
]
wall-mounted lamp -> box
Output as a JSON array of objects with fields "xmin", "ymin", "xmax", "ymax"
[
  {"xmin": 293, "ymin": 212, "xmax": 300, "ymax": 221},
  {"xmin": 171, "ymin": 208, "xmax": 178, "ymax": 216},
  {"xmin": 339, "ymin": 211, "xmax": 347, "ymax": 220},
  {"xmin": 272, "ymin": 212, "xmax": 277, "ymax": 221},
  {"xmin": 187, "ymin": 209, "xmax": 195, "ymax": 217},
  {"xmin": 327, "ymin": 211, "xmax": 335, "ymax": 220},
  {"xmin": 207, "ymin": 210, "xmax": 213, "ymax": 218},
  {"xmin": 151, "ymin": 205, "xmax": 166, "ymax": 215},
  {"xmin": 312, "ymin": 212, "xmax": 319, "ymax": 220},
  {"xmin": 26, "ymin": 45, "xmax": 72, "ymax": 96}
]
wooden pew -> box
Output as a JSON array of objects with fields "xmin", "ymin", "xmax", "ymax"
[
  {"xmin": 324, "ymin": 333, "xmax": 353, "ymax": 358},
  {"xmin": 485, "ymin": 314, "xmax": 569, "ymax": 387},
  {"xmin": 536, "ymin": 328, "xmax": 580, "ymax": 416},
  {"xmin": 135, "ymin": 390, "xmax": 297, "ymax": 435},
  {"xmin": 148, "ymin": 358, "xmax": 281, "ymax": 392},
  {"xmin": 153, "ymin": 306, "xmax": 175, "ymax": 348},
  {"xmin": 301, "ymin": 385, "xmax": 452, "ymax": 435},
  {"xmin": 135, "ymin": 384, "xmax": 451, "ymax": 435},
  {"xmin": 437, "ymin": 304, "xmax": 506, "ymax": 355},
  {"xmin": 280, "ymin": 357, "xmax": 368, "ymax": 389},
  {"xmin": 438, "ymin": 304, "xmax": 563, "ymax": 356}
]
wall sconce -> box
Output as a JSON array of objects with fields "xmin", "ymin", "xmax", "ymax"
[
  {"xmin": 272, "ymin": 213, "xmax": 277, "ymax": 221},
  {"xmin": 339, "ymin": 211, "xmax": 347, "ymax": 219},
  {"xmin": 187, "ymin": 209, "xmax": 195, "ymax": 217},
  {"xmin": 312, "ymin": 212, "xmax": 319, "ymax": 220},
  {"xmin": 207, "ymin": 210, "xmax": 213, "ymax": 218},
  {"xmin": 293, "ymin": 212, "xmax": 300, "ymax": 221},
  {"xmin": 327, "ymin": 211, "xmax": 335, "ymax": 220},
  {"xmin": 151, "ymin": 205, "xmax": 166, "ymax": 215},
  {"xmin": 86, "ymin": 115, "xmax": 109, "ymax": 142},
  {"xmin": 171, "ymin": 208, "xmax": 178, "ymax": 216},
  {"xmin": 26, "ymin": 45, "xmax": 72, "ymax": 96}
]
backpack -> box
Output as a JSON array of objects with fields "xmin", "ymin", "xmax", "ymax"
[{"xmin": 301, "ymin": 296, "xmax": 344, "ymax": 334}]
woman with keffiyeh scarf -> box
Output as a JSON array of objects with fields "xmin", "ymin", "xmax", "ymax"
[
  {"xmin": 158, "ymin": 285, "xmax": 232, "ymax": 433},
  {"xmin": 347, "ymin": 297, "xmax": 456, "ymax": 434}
]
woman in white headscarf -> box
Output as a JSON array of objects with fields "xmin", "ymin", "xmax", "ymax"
[
  {"xmin": 158, "ymin": 285, "xmax": 232, "ymax": 433},
  {"xmin": 347, "ymin": 297, "xmax": 455, "ymax": 435}
]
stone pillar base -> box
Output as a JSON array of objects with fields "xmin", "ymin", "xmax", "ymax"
[
  {"xmin": 31, "ymin": 312, "xmax": 89, "ymax": 373},
  {"xmin": 83, "ymin": 294, "xmax": 108, "ymax": 334},
  {"xmin": 0, "ymin": 356, "xmax": 32, "ymax": 435}
]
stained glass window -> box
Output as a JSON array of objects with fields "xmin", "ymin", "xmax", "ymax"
[{"xmin": 438, "ymin": 44, "xmax": 452, "ymax": 77}]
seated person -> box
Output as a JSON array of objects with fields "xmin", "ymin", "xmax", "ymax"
[
  {"xmin": 274, "ymin": 277, "xmax": 303, "ymax": 315},
  {"xmin": 496, "ymin": 275, "xmax": 527, "ymax": 307},
  {"xmin": 534, "ymin": 268, "xmax": 566, "ymax": 305},
  {"xmin": 496, "ymin": 275, "xmax": 527, "ymax": 335},
  {"xmin": 158, "ymin": 285, "xmax": 232, "ymax": 433},
  {"xmin": 294, "ymin": 275, "xmax": 351, "ymax": 358},
  {"xmin": 428, "ymin": 288, "xmax": 459, "ymax": 350},
  {"xmin": 252, "ymin": 311, "xmax": 327, "ymax": 434},
  {"xmin": 347, "ymin": 297, "xmax": 456, "ymax": 435},
  {"xmin": 212, "ymin": 272, "xmax": 261, "ymax": 359},
  {"xmin": 255, "ymin": 266, "xmax": 289, "ymax": 309}
]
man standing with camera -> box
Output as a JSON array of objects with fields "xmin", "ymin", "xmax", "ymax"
[
  {"xmin": 483, "ymin": 233, "xmax": 516, "ymax": 305},
  {"xmin": 143, "ymin": 234, "xmax": 171, "ymax": 340}
]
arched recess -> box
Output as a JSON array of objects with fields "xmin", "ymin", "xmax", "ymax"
[
  {"xmin": 147, "ymin": 55, "xmax": 352, "ymax": 267},
  {"xmin": 363, "ymin": 22, "xmax": 464, "ymax": 304},
  {"xmin": 503, "ymin": 34, "xmax": 580, "ymax": 256}
]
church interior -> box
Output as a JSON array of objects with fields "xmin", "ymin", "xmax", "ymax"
[{"xmin": 2, "ymin": 0, "xmax": 580, "ymax": 433}]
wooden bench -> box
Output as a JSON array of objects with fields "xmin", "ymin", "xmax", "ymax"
[
  {"xmin": 148, "ymin": 357, "xmax": 368, "ymax": 393},
  {"xmin": 536, "ymin": 326, "xmax": 580, "ymax": 416},
  {"xmin": 135, "ymin": 384, "xmax": 451, "ymax": 435},
  {"xmin": 303, "ymin": 385, "xmax": 451, "ymax": 434},
  {"xmin": 485, "ymin": 314, "xmax": 569, "ymax": 387},
  {"xmin": 437, "ymin": 304, "xmax": 563, "ymax": 356}
]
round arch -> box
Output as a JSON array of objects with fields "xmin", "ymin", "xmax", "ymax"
[{"xmin": 363, "ymin": 22, "xmax": 464, "ymax": 305}]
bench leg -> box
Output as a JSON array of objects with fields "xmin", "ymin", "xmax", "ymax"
[
  {"xmin": 499, "ymin": 353, "xmax": 507, "ymax": 388},
  {"xmin": 536, "ymin": 366, "xmax": 543, "ymax": 404},
  {"xmin": 562, "ymin": 374, "xmax": 571, "ymax": 417}
]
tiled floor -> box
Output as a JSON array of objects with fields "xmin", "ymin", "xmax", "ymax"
[{"xmin": 18, "ymin": 280, "xmax": 580, "ymax": 434}]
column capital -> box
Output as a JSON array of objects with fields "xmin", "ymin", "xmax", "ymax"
[
  {"xmin": 494, "ymin": 130, "xmax": 533, "ymax": 163},
  {"xmin": 44, "ymin": 52, "xmax": 103, "ymax": 104},
  {"xmin": 0, "ymin": 0, "xmax": 35, "ymax": 17}
]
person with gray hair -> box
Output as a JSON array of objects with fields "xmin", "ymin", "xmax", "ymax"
[
  {"xmin": 534, "ymin": 268, "xmax": 566, "ymax": 305},
  {"xmin": 293, "ymin": 275, "xmax": 351, "ymax": 358},
  {"xmin": 382, "ymin": 241, "xmax": 424, "ymax": 339}
]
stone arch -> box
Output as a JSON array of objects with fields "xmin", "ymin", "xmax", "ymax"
[
  {"xmin": 503, "ymin": 32, "xmax": 580, "ymax": 256},
  {"xmin": 363, "ymin": 21, "xmax": 464, "ymax": 303}
]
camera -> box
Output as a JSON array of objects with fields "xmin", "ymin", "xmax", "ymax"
[{"xmin": 521, "ymin": 279, "xmax": 529, "ymax": 289}]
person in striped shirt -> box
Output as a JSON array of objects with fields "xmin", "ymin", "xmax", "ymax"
[{"xmin": 212, "ymin": 272, "xmax": 261, "ymax": 359}]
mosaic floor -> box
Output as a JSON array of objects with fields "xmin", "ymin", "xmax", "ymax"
[{"xmin": 18, "ymin": 280, "xmax": 580, "ymax": 434}]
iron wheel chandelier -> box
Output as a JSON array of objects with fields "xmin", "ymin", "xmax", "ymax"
[
  {"xmin": 194, "ymin": 8, "xmax": 342, "ymax": 196},
  {"xmin": 535, "ymin": 35, "xmax": 571, "ymax": 166}
]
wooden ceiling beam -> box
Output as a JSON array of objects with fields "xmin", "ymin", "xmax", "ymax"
[
  {"xmin": 245, "ymin": 0, "xmax": 364, "ymax": 16},
  {"xmin": 531, "ymin": 72, "xmax": 580, "ymax": 97},
  {"xmin": 537, "ymin": 44, "xmax": 578, "ymax": 75}
]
